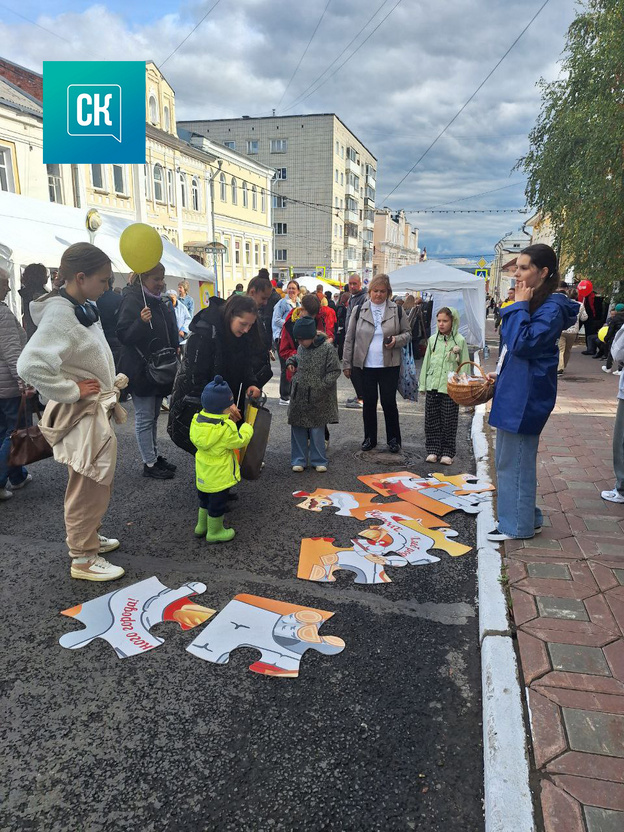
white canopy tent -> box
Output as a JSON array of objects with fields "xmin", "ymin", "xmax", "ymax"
[
  {"xmin": 296, "ymin": 274, "xmax": 339, "ymax": 296},
  {"xmin": 389, "ymin": 260, "xmax": 486, "ymax": 347},
  {"xmin": 0, "ymin": 191, "xmax": 215, "ymax": 315}
]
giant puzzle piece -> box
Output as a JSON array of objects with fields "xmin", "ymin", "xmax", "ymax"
[
  {"xmin": 186, "ymin": 594, "xmax": 345, "ymax": 677},
  {"xmin": 359, "ymin": 509, "xmax": 471, "ymax": 559},
  {"xmin": 428, "ymin": 472, "xmax": 495, "ymax": 497},
  {"xmin": 293, "ymin": 488, "xmax": 447, "ymax": 528},
  {"xmin": 297, "ymin": 536, "xmax": 409, "ymax": 584},
  {"xmin": 60, "ymin": 577, "xmax": 214, "ymax": 659},
  {"xmin": 357, "ymin": 472, "xmax": 490, "ymax": 516}
]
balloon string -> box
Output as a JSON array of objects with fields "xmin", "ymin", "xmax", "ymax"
[{"xmin": 139, "ymin": 274, "xmax": 154, "ymax": 330}]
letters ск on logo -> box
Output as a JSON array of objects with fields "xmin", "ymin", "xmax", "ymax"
[{"xmin": 67, "ymin": 84, "xmax": 122, "ymax": 143}]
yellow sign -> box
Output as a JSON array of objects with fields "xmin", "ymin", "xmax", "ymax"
[
  {"xmin": 478, "ymin": 258, "xmax": 487, "ymax": 268},
  {"xmin": 199, "ymin": 280, "xmax": 215, "ymax": 309}
]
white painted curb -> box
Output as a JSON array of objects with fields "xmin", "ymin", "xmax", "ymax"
[{"xmin": 471, "ymin": 400, "xmax": 535, "ymax": 832}]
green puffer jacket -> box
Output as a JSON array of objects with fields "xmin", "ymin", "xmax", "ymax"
[
  {"xmin": 288, "ymin": 333, "xmax": 341, "ymax": 429},
  {"xmin": 418, "ymin": 307, "xmax": 469, "ymax": 393},
  {"xmin": 190, "ymin": 411, "xmax": 253, "ymax": 493}
]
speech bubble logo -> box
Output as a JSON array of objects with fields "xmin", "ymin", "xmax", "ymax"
[{"xmin": 67, "ymin": 84, "xmax": 122, "ymax": 143}]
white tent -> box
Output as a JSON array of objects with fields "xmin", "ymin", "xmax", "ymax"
[
  {"xmin": 296, "ymin": 274, "xmax": 339, "ymax": 296},
  {"xmin": 389, "ymin": 260, "xmax": 486, "ymax": 347},
  {"xmin": 0, "ymin": 191, "xmax": 215, "ymax": 314}
]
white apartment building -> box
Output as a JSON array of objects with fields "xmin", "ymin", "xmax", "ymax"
[
  {"xmin": 373, "ymin": 209, "xmax": 420, "ymax": 275},
  {"xmin": 178, "ymin": 113, "xmax": 377, "ymax": 284}
]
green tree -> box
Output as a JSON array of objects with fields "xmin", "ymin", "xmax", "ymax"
[{"xmin": 517, "ymin": 0, "xmax": 624, "ymax": 293}]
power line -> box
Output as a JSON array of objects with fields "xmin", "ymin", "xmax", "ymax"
[
  {"xmin": 161, "ymin": 0, "xmax": 225, "ymax": 67},
  {"xmin": 381, "ymin": 0, "xmax": 553, "ymax": 203},
  {"xmin": 409, "ymin": 208, "xmax": 528, "ymax": 214},
  {"xmin": 407, "ymin": 182, "xmax": 526, "ymax": 211},
  {"xmin": 0, "ymin": 3, "xmax": 72, "ymax": 44},
  {"xmin": 276, "ymin": 0, "xmax": 332, "ymax": 112}
]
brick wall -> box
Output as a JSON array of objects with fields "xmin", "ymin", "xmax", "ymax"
[{"xmin": 0, "ymin": 60, "xmax": 42, "ymax": 101}]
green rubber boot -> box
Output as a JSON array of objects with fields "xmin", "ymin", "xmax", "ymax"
[
  {"xmin": 194, "ymin": 508, "xmax": 208, "ymax": 537},
  {"xmin": 205, "ymin": 515, "xmax": 235, "ymax": 543}
]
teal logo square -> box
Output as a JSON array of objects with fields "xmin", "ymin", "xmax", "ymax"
[{"xmin": 44, "ymin": 61, "xmax": 145, "ymax": 163}]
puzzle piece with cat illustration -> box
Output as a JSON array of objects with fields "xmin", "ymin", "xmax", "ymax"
[
  {"xmin": 186, "ymin": 594, "xmax": 345, "ymax": 677},
  {"xmin": 59, "ymin": 577, "xmax": 214, "ymax": 659},
  {"xmin": 297, "ymin": 536, "xmax": 409, "ymax": 584},
  {"xmin": 428, "ymin": 472, "xmax": 495, "ymax": 496},
  {"xmin": 357, "ymin": 472, "xmax": 490, "ymax": 516},
  {"xmin": 293, "ymin": 488, "xmax": 447, "ymax": 528},
  {"xmin": 359, "ymin": 509, "xmax": 471, "ymax": 559}
]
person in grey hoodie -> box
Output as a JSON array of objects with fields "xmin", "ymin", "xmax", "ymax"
[{"xmin": 601, "ymin": 325, "xmax": 624, "ymax": 504}]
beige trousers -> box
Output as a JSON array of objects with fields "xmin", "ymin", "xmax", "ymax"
[
  {"xmin": 558, "ymin": 332, "xmax": 577, "ymax": 371},
  {"xmin": 64, "ymin": 466, "xmax": 112, "ymax": 559}
]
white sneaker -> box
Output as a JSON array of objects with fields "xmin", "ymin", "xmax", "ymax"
[
  {"xmin": 279, "ymin": 398, "xmax": 290, "ymax": 406},
  {"xmin": 71, "ymin": 555, "xmax": 125, "ymax": 582},
  {"xmin": 9, "ymin": 473, "xmax": 32, "ymax": 490},
  {"xmin": 601, "ymin": 489, "xmax": 624, "ymax": 504},
  {"xmin": 98, "ymin": 533, "xmax": 120, "ymax": 554},
  {"xmin": 0, "ymin": 488, "xmax": 13, "ymax": 501},
  {"xmin": 614, "ymin": 370, "xmax": 622, "ymax": 376},
  {"xmin": 292, "ymin": 465, "xmax": 304, "ymax": 472},
  {"xmin": 602, "ymin": 366, "xmax": 612, "ymax": 373},
  {"xmin": 315, "ymin": 465, "xmax": 327, "ymax": 472}
]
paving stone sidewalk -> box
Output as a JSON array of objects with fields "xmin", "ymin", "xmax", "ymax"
[{"xmin": 496, "ymin": 346, "xmax": 624, "ymax": 832}]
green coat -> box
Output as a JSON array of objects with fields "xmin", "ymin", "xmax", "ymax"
[
  {"xmin": 190, "ymin": 411, "xmax": 253, "ymax": 493},
  {"xmin": 418, "ymin": 307, "xmax": 469, "ymax": 393}
]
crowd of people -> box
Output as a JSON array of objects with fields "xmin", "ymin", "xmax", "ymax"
[{"xmin": 1, "ymin": 242, "xmax": 623, "ymax": 582}]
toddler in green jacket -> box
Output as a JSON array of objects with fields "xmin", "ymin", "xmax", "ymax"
[
  {"xmin": 189, "ymin": 375, "xmax": 253, "ymax": 542},
  {"xmin": 418, "ymin": 307, "xmax": 469, "ymax": 465}
]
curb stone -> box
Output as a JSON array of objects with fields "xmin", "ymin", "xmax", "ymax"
[{"xmin": 472, "ymin": 400, "xmax": 535, "ymax": 832}]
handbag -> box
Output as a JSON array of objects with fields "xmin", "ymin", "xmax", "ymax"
[
  {"xmin": 398, "ymin": 342, "xmax": 419, "ymax": 402},
  {"xmin": 240, "ymin": 395, "xmax": 272, "ymax": 481},
  {"xmin": 8, "ymin": 394, "xmax": 53, "ymax": 467},
  {"xmin": 135, "ymin": 288, "xmax": 180, "ymax": 391}
]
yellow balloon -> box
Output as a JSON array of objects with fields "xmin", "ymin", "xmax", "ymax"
[
  {"xmin": 119, "ymin": 223, "xmax": 163, "ymax": 274},
  {"xmin": 598, "ymin": 325, "xmax": 609, "ymax": 342}
]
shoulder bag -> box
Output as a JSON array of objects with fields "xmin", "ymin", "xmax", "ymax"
[{"xmin": 8, "ymin": 394, "xmax": 53, "ymax": 467}]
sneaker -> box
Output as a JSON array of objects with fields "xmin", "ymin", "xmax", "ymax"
[
  {"xmin": 440, "ymin": 455, "xmax": 454, "ymax": 465},
  {"xmin": 534, "ymin": 525, "xmax": 543, "ymax": 534},
  {"xmin": 345, "ymin": 399, "xmax": 363, "ymax": 409},
  {"xmin": 487, "ymin": 529, "xmax": 513, "ymax": 542},
  {"xmin": 9, "ymin": 473, "xmax": 32, "ymax": 490},
  {"xmin": 557, "ymin": 370, "xmax": 564, "ymax": 376},
  {"xmin": 346, "ymin": 396, "xmax": 357, "ymax": 403},
  {"xmin": 143, "ymin": 463, "xmax": 175, "ymax": 480},
  {"xmin": 71, "ymin": 555, "xmax": 125, "ymax": 582},
  {"xmin": 315, "ymin": 465, "xmax": 327, "ymax": 472},
  {"xmin": 425, "ymin": 454, "xmax": 438, "ymax": 463},
  {"xmin": 279, "ymin": 398, "xmax": 290, "ymax": 406},
  {"xmin": 292, "ymin": 465, "xmax": 305, "ymax": 472},
  {"xmin": 614, "ymin": 370, "xmax": 622, "ymax": 376},
  {"xmin": 160, "ymin": 401, "xmax": 170, "ymax": 412},
  {"xmin": 0, "ymin": 488, "xmax": 13, "ymax": 501},
  {"xmin": 97, "ymin": 533, "xmax": 120, "ymax": 554},
  {"xmin": 602, "ymin": 366, "xmax": 612, "ymax": 373},
  {"xmin": 601, "ymin": 489, "xmax": 624, "ymax": 504},
  {"xmin": 156, "ymin": 456, "xmax": 177, "ymax": 472}
]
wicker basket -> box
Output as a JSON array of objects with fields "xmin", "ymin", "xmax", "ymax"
[{"xmin": 447, "ymin": 361, "xmax": 495, "ymax": 406}]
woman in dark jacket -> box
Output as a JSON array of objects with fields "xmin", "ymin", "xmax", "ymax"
[
  {"xmin": 117, "ymin": 264, "xmax": 179, "ymax": 480},
  {"xmin": 168, "ymin": 294, "xmax": 263, "ymax": 454}
]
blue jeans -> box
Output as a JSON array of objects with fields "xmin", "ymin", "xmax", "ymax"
[
  {"xmin": 0, "ymin": 395, "xmax": 29, "ymax": 489},
  {"xmin": 291, "ymin": 426, "xmax": 327, "ymax": 467},
  {"xmin": 614, "ymin": 399, "xmax": 624, "ymax": 496},
  {"xmin": 495, "ymin": 428, "xmax": 543, "ymax": 538},
  {"xmin": 132, "ymin": 394, "xmax": 163, "ymax": 465}
]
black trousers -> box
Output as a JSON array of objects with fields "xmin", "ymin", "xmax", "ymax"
[
  {"xmin": 361, "ymin": 366, "xmax": 401, "ymax": 445},
  {"xmin": 278, "ymin": 353, "xmax": 292, "ymax": 400},
  {"xmin": 425, "ymin": 391, "xmax": 459, "ymax": 458},
  {"xmin": 350, "ymin": 366, "xmax": 364, "ymax": 400},
  {"xmin": 197, "ymin": 488, "xmax": 229, "ymax": 517}
]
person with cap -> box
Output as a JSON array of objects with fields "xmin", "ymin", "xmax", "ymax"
[
  {"xmin": 602, "ymin": 303, "xmax": 624, "ymax": 374},
  {"xmin": 287, "ymin": 315, "xmax": 341, "ymax": 473},
  {"xmin": 166, "ymin": 289, "xmax": 192, "ymax": 343},
  {"xmin": 190, "ymin": 375, "xmax": 253, "ymax": 542},
  {"xmin": 578, "ymin": 280, "xmax": 607, "ymax": 356}
]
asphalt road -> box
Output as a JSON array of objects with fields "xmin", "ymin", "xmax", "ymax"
[{"xmin": 0, "ymin": 368, "xmax": 484, "ymax": 832}]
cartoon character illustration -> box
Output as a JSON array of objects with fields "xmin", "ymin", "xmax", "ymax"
[
  {"xmin": 297, "ymin": 537, "xmax": 408, "ymax": 585},
  {"xmin": 359, "ymin": 510, "xmax": 471, "ymax": 559},
  {"xmin": 428, "ymin": 472, "xmax": 495, "ymax": 497},
  {"xmin": 186, "ymin": 594, "xmax": 345, "ymax": 677},
  {"xmin": 293, "ymin": 489, "xmax": 447, "ymax": 528},
  {"xmin": 357, "ymin": 472, "xmax": 489, "ymax": 516},
  {"xmin": 59, "ymin": 577, "xmax": 214, "ymax": 659}
]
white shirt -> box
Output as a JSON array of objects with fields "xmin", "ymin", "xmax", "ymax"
[{"xmin": 365, "ymin": 301, "xmax": 386, "ymax": 368}]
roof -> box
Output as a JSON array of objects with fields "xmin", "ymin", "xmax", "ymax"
[{"xmin": 0, "ymin": 76, "xmax": 42, "ymax": 118}]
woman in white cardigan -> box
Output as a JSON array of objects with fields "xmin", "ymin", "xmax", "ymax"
[{"xmin": 17, "ymin": 243, "xmax": 126, "ymax": 582}]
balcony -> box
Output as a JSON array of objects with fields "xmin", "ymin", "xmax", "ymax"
[
  {"xmin": 364, "ymin": 196, "xmax": 375, "ymax": 209},
  {"xmin": 366, "ymin": 172, "xmax": 376, "ymax": 189},
  {"xmin": 344, "ymin": 232, "xmax": 358, "ymax": 248},
  {"xmin": 346, "ymin": 156, "xmax": 359, "ymax": 175},
  {"xmin": 343, "ymin": 258, "xmax": 360, "ymax": 271},
  {"xmin": 345, "ymin": 182, "xmax": 359, "ymax": 200},
  {"xmin": 345, "ymin": 208, "xmax": 359, "ymax": 224},
  {"xmin": 363, "ymin": 216, "xmax": 374, "ymax": 230}
]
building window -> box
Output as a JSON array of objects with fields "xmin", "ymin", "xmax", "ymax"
[
  {"xmin": 336, "ymin": 140, "xmax": 340, "ymax": 155},
  {"xmin": 164, "ymin": 106, "xmax": 170, "ymax": 132},
  {"xmin": 245, "ymin": 242, "xmax": 251, "ymax": 265},
  {"xmin": 270, "ymin": 139, "xmax": 288, "ymax": 153},
  {"xmin": 235, "ymin": 240, "xmax": 240, "ymax": 265},
  {"xmin": 273, "ymin": 195, "xmax": 287, "ymax": 208},
  {"xmin": 149, "ymin": 95, "xmax": 158, "ymax": 124},
  {"xmin": 340, "ymin": 145, "xmax": 344, "ymax": 158},
  {"xmin": 167, "ymin": 169, "xmax": 175, "ymax": 205},
  {"xmin": 274, "ymin": 222, "xmax": 287, "ymax": 235},
  {"xmin": 231, "ymin": 178, "xmax": 238, "ymax": 204},
  {"xmin": 263, "ymin": 244, "xmax": 268, "ymax": 263},
  {"xmin": 335, "ymin": 197, "xmax": 339, "ymax": 208},
  {"xmin": 144, "ymin": 165, "xmax": 151, "ymax": 199},
  {"xmin": 261, "ymin": 189, "xmax": 266, "ymax": 212},
  {"xmin": 224, "ymin": 141, "xmax": 236, "ymax": 150},
  {"xmin": 91, "ymin": 164, "xmax": 104, "ymax": 190},
  {"xmin": 254, "ymin": 243, "xmax": 259, "ymax": 265},
  {"xmin": 112, "ymin": 164, "xmax": 125, "ymax": 195},
  {"xmin": 247, "ymin": 140, "xmax": 259, "ymax": 155},
  {"xmin": 252, "ymin": 185, "xmax": 257, "ymax": 210},
  {"xmin": 153, "ymin": 164, "xmax": 164, "ymax": 202},
  {"xmin": 242, "ymin": 181, "xmax": 248, "ymax": 208},
  {"xmin": 340, "ymin": 172, "xmax": 344, "ymax": 186},
  {"xmin": 223, "ymin": 239, "xmax": 230, "ymax": 264},
  {"xmin": 47, "ymin": 164, "xmax": 63, "ymax": 203},
  {"xmin": 347, "ymin": 146, "xmax": 358, "ymax": 162},
  {"xmin": 191, "ymin": 177, "xmax": 200, "ymax": 211},
  {"xmin": 334, "ymin": 223, "xmax": 337, "ymax": 238},
  {"xmin": 179, "ymin": 173, "xmax": 187, "ymax": 208},
  {"xmin": 0, "ymin": 147, "xmax": 14, "ymax": 192},
  {"xmin": 275, "ymin": 168, "xmax": 287, "ymax": 180},
  {"xmin": 335, "ymin": 169, "xmax": 339, "ymax": 183},
  {"xmin": 220, "ymin": 172, "xmax": 227, "ymax": 202},
  {"xmin": 275, "ymin": 249, "xmax": 287, "ymax": 262}
]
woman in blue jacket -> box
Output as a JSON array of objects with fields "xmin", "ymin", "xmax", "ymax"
[{"xmin": 488, "ymin": 245, "xmax": 578, "ymax": 541}]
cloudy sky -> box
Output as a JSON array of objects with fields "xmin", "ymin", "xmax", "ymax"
[{"xmin": 2, "ymin": 0, "xmax": 577, "ymax": 260}]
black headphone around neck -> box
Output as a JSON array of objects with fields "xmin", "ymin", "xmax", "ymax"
[{"xmin": 60, "ymin": 288, "xmax": 100, "ymax": 327}]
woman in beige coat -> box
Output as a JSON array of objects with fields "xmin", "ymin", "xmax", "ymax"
[{"xmin": 342, "ymin": 273, "xmax": 412, "ymax": 453}]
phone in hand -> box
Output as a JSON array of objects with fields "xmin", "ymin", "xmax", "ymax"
[{"xmin": 383, "ymin": 335, "xmax": 393, "ymax": 345}]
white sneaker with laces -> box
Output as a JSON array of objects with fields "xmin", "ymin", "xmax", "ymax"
[
  {"xmin": 601, "ymin": 366, "xmax": 612, "ymax": 373},
  {"xmin": 9, "ymin": 473, "xmax": 32, "ymax": 490},
  {"xmin": 601, "ymin": 489, "xmax": 624, "ymax": 504},
  {"xmin": 0, "ymin": 487, "xmax": 13, "ymax": 501},
  {"xmin": 71, "ymin": 555, "xmax": 125, "ymax": 582},
  {"xmin": 278, "ymin": 398, "xmax": 290, "ymax": 406},
  {"xmin": 98, "ymin": 533, "xmax": 120, "ymax": 554},
  {"xmin": 614, "ymin": 370, "xmax": 622, "ymax": 376}
]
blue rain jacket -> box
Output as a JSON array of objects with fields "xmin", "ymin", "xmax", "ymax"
[{"xmin": 489, "ymin": 293, "xmax": 578, "ymax": 435}]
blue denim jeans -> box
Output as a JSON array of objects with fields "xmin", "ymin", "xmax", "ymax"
[
  {"xmin": 0, "ymin": 395, "xmax": 29, "ymax": 489},
  {"xmin": 291, "ymin": 426, "xmax": 327, "ymax": 467},
  {"xmin": 614, "ymin": 399, "xmax": 624, "ymax": 496},
  {"xmin": 495, "ymin": 428, "xmax": 543, "ymax": 538},
  {"xmin": 132, "ymin": 394, "xmax": 163, "ymax": 465}
]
